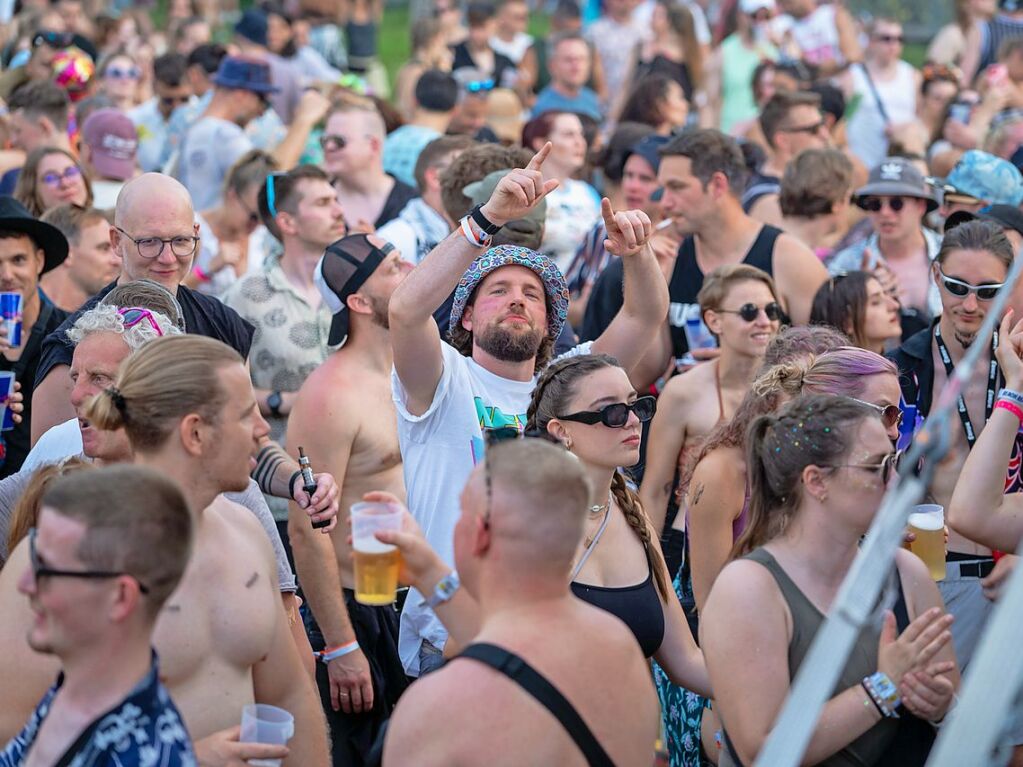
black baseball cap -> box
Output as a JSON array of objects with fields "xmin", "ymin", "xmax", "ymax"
[
  {"xmin": 315, "ymin": 234, "xmax": 394, "ymax": 346},
  {"xmin": 944, "ymin": 204, "xmax": 1023, "ymax": 237}
]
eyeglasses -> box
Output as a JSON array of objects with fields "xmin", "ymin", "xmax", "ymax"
[
  {"xmin": 850, "ymin": 398, "xmax": 903, "ymax": 429},
  {"xmin": 118, "ymin": 307, "xmax": 164, "ymax": 336},
  {"xmin": 160, "ymin": 94, "xmax": 191, "ymax": 109},
  {"xmin": 874, "ymin": 34, "xmax": 904, "ymax": 43},
  {"xmin": 105, "ymin": 65, "xmax": 142, "ymax": 80},
  {"xmin": 319, "ymin": 134, "xmax": 348, "ymax": 152},
  {"xmin": 717, "ymin": 301, "xmax": 784, "ymax": 323},
  {"xmin": 859, "ymin": 196, "xmax": 906, "ymax": 213},
  {"xmin": 40, "ymin": 165, "xmax": 82, "ymax": 187},
  {"xmin": 28, "ymin": 527, "xmax": 149, "ymax": 594},
  {"xmin": 557, "ymin": 396, "xmax": 657, "ymax": 428},
  {"xmin": 115, "ymin": 226, "xmax": 199, "ymax": 260},
  {"xmin": 779, "ymin": 119, "xmax": 826, "ymax": 135},
  {"xmin": 465, "ymin": 79, "xmax": 495, "ymax": 94},
  {"xmin": 937, "ymin": 268, "xmax": 1003, "ymax": 301},
  {"xmin": 32, "ymin": 30, "xmax": 74, "ymax": 49},
  {"xmin": 824, "ymin": 451, "xmax": 900, "ymax": 485}
]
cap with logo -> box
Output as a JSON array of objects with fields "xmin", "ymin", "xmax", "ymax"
[
  {"xmin": 315, "ymin": 234, "xmax": 394, "ymax": 346},
  {"xmin": 80, "ymin": 108, "xmax": 139, "ymax": 182},
  {"xmin": 936, "ymin": 149, "xmax": 1023, "ymax": 207},
  {"xmin": 854, "ymin": 157, "xmax": 938, "ymax": 212}
]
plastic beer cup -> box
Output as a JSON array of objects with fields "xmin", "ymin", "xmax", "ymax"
[
  {"xmin": 240, "ymin": 704, "xmax": 294, "ymax": 767},
  {"xmin": 351, "ymin": 502, "xmax": 403, "ymax": 605},
  {"xmin": 908, "ymin": 504, "xmax": 946, "ymax": 581}
]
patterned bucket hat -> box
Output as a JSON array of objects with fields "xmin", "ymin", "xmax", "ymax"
[{"xmin": 450, "ymin": 245, "xmax": 569, "ymax": 340}]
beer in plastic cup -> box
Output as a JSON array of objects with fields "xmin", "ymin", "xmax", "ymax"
[
  {"xmin": 0, "ymin": 293, "xmax": 22, "ymax": 349},
  {"xmin": 240, "ymin": 703, "xmax": 294, "ymax": 767},
  {"xmin": 351, "ymin": 501, "xmax": 403, "ymax": 605},
  {"xmin": 908, "ymin": 504, "xmax": 946, "ymax": 581}
]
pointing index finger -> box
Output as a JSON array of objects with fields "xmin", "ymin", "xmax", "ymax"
[
  {"xmin": 600, "ymin": 197, "xmax": 615, "ymax": 227},
  {"xmin": 527, "ymin": 141, "xmax": 552, "ymax": 171}
]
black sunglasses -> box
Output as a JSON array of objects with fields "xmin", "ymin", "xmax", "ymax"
[
  {"xmin": 717, "ymin": 301, "xmax": 784, "ymax": 323},
  {"xmin": 29, "ymin": 527, "xmax": 149, "ymax": 594},
  {"xmin": 319, "ymin": 134, "xmax": 347, "ymax": 152},
  {"xmin": 859, "ymin": 196, "xmax": 906, "ymax": 213},
  {"xmin": 557, "ymin": 396, "xmax": 657, "ymax": 428},
  {"xmin": 875, "ymin": 34, "xmax": 904, "ymax": 43},
  {"xmin": 780, "ymin": 120, "xmax": 826, "ymax": 135},
  {"xmin": 32, "ymin": 30, "xmax": 74, "ymax": 49}
]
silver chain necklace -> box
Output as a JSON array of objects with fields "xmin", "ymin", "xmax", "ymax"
[{"xmin": 588, "ymin": 493, "xmax": 612, "ymax": 518}]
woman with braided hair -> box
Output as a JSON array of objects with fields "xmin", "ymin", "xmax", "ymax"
[{"xmin": 525, "ymin": 352, "xmax": 710, "ymax": 698}]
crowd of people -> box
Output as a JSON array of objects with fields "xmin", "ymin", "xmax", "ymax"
[{"xmin": 1, "ymin": 0, "xmax": 1023, "ymax": 764}]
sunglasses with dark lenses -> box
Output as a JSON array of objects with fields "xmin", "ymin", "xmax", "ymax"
[
  {"xmin": 851, "ymin": 397, "xmax": 903, "ymax": 430},
  {"xmin": 118, "ymin": 307, "xmax": 165, "ymax": 336},
  {"xmin": 32, "ymin": 30, "xmax": 74, "ymax": 49},
  {"xmin": 160, "ymin": 94, "xmax": 191, "ymax": 109},
  {"xmin": 319, "ymin": 134, "xmax": 347, "ymax": 152},
  {"xmin": 780, "ymin": 120, "xmax": 826, "ymax": 135},
  {"xmin": 557, "ymin": 395, "xmax": 657, "ymax": 428},
  {"xmin": 859, "ymin": 196, "xmax": 906, "ymax": 213},
  {"xmin": 718, "ymin": 301, "xmax": 784, "ymax": 322},
  {"xmin": 875, "ymin": 34, "xmax": 904, "ymax": 43},
  {"xmin": 28, "ymin": 527, "xmax": 150, "ymax": 593},
  {"xmin": 937, "ymin": 269, "xmax": 1003, "ymax": 300}
]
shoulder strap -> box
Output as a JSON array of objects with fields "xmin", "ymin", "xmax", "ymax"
[
  {"xmin": 858, "ymin": 62, "xmax": 891, "ymax": 124},
  {"xmin": 459, "ymin": 643, "xmax": 616, "ymax": 767}
]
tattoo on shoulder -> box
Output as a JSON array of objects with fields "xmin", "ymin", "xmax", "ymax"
[
  {"xmin": 691, "ymin": 483, "xmax": 705, "ymax": 506},
  {"xmin": 245, "ymin": 572, "xmax": 259, "ymax": 588}
]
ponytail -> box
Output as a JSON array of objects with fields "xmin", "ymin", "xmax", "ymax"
[{"xmin": 84, "ymin": 387, "xmax": 128, "ymax": 433}]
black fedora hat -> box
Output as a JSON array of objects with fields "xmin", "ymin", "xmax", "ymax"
[{"xmin": 0, "ymin": 196, "xmax": 69, "ymax": 273}]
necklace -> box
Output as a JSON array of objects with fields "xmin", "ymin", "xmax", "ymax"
[
  {"xmin": 588, "ymin": 493, "xmax": 612, "ymax": 518},
  {"xmin": 584, "ymin": 495, "xmax": 613, "ymax": 549}
]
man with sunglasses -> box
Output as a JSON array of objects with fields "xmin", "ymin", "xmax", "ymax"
[
  {"xmin": 0, "ymin": 12, "xmax": 72, "ymax": 101},
  {"xmin": 389, "ymin": 142, "xmax": 669, "ymax": 676},
  {"xmin": 829, "ymin": 157, "xmax": 942, "ymax": 319},
  {"xmin": 0, "ymin": 467, "xmax": 196, "ymax": 767},
  {"xmin": 128, "ymin": 53, "xmax": 194, "ymax": 174},
  {"xmin": 888, "ymin": 221, "xmax": 1023, "ymax": 716}
]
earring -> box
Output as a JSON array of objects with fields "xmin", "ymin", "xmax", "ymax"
[{"xmin": 564, "ymin": 438, "xmax": 573, "ymax": 450}]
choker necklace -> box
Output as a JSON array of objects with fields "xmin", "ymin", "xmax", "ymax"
[{"xmin": 589, "ymin": 494, "xmax": 612, "ymax": 518}]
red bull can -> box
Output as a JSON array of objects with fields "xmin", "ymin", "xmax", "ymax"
[{"xmin": 0, "ymin": 293, "xmax": 22, "ymax": 349}]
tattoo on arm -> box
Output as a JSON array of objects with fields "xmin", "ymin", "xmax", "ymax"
[
  {"xmin": 691, "ymin": 482, "xmax": 705, "ymax": 506},
  {"xmin": 245, "ymin": 572, "xmax": 259, "ymax": 588}
]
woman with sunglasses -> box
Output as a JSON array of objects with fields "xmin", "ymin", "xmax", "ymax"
[
  {"xmin": 14, "ymin": 148, "xmax": 93, "ymax": 218},
  {"xmin": 641, "ymin": 264, "xmax": 782, "ymax": 536},
  {"xmin": 526, "ymin": 354, "xmax": 711, "ymax": 690},
  {"xmin": 702, "ymin": 393, "xmax": 957, "ymax": 767},
  {"xmin": 184, "ymin": 150, "xmax": 277, "ymax": 297},
  {"xmin": 811, "ymin": 271, "xmax": 902, "ymax": 354},
  {"xmin": 655, "ymin": 344, "xmax": 900, "ymax": 765},
  {"xmin": 96, "ymin": 51, "xmax": 143, "ymax": 112}
]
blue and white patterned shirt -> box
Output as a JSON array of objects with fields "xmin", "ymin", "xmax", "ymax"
[{"xmin": 0, "ymin": 652, "xmax": 195, "ymax": 767}]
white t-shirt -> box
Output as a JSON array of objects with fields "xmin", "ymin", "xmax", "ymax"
[
  {"xmin": 21, "ymin": 418, "xmax": 81, "ymax": 472},
  {"xmin": 176, "ymin": 116, "xmax": 254, "ymax": 211},
  {"xmin": 846, "ymin": 61, "xmax": 918, "ymax": 171},
  {"xmin": 393, "ymin": 339, "xmax": 592, "ymax": 675}
]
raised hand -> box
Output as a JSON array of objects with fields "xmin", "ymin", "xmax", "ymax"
[
  {"xmin": 479, "ymin": 142, "xmax": 560, "ymax": 227},
  {"xmin": 601, "ymin": 198, "xmax": 654, "ymax": 258},
  {"xmin": 876, "ymin": 608, "xmax": 954, "ymax": 686}
]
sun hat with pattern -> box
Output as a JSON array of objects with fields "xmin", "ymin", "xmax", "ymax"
[{"xmin": 450, "ymin": 245, "xmax": 569, "ymax": 340}]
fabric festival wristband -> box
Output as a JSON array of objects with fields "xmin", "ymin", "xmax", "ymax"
[
  {"xmin": 317, "ymin": 641, "xmax": 360, "ymax": 663},
  {"xmin": 460, "ymin": 215, "xmax": 491, "ymax": 248},
  {"xmin": 999, "ymin": 388, "xmax": 1023, "ymax": 407},
  {"xmin": 995, "ymin": 399, "xmax": 1023, "ymax": 424}
]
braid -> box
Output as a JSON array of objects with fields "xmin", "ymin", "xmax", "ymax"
[{"xmin": 611, "ymin": 471, "xmax": 672, "ymax": 601}]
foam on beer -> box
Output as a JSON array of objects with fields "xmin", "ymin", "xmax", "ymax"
[
  {"xmin": 908, "ymin": 512, "xmax": 944, "ymax": 531},
  {"xmin": 353, "ymin": 537, "xmax": 396, "ymax": 554}
]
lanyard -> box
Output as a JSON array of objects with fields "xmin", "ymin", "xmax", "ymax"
[{"xmin": 933, "ymin": 324, "xmax": 999, "ymax": 450}]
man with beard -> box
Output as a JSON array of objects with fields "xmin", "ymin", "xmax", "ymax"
[
  {"xmin": 889, "ymin": 222, "xmax": 1023, "ymax": 745},
  {"xmin": 388, "ymin": 142, "xmax": 669, "ymax": 676},
  {"xmin": 286, "ymin": 233, "xmax": 414, "ymax": 765},
  {"xmin": 0, "ymin": 336, "xmax": 330, "ymax": 766}
]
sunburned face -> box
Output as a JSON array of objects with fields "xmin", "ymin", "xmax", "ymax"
[{"xmin": 463, "ymin": 265, "xmax": 548, "ymax": 363}]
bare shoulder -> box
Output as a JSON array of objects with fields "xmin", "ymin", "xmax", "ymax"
[
  {"xmin": 292, "ymin": 351, "xmax": 363, "ymax": 410},
  {"xmin": 208, "ymin": 496, "xmax": 274, "ymax": 550},
  {"xmin": 660, "ymin": 363, "xmax": 712, "ymax": 405},
  {"xmin": 693, "ymin": 445, "xmax": 743, "ymax": 478},
  {"xmin": 706, "ymin": 557, "xmax": 782, "ymax": 615},
  {"xmin": 774, "ymin": 232, "xmax": 820, "ymax": 263}
]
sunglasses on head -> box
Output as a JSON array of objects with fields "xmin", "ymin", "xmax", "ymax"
[
  {"xmin": 937, "ymin": 268, "xmax": 1003, "ymax": 300},
  {"xmin": 32, "ymin": 30, "xmax": 74, "ymax": 49},
  {"xmin": 859, "ymin": 196, "xmax": 907, "ymax": 213},
  {"xmin": 850, "ymin": 397, "xmax": 903, "ymax": 430},
  {"xmin": 118, "ymin": 307, "xmax": 165, "ymax": 336},
  {"xmin": 465, "ymin": 79, "xmax": 495, "ymax": 94},
  {"xmin": 717, "ymin": 301, "xmax": 784, "ymax": 323},
  {"xmin": 557, "ymin": 396, "xmax": 657, "ymax": 428}
]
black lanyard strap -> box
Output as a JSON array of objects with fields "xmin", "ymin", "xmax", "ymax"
[{"xmin": 933, "ymin": 324, "xmax": 999, "ymax": 450}]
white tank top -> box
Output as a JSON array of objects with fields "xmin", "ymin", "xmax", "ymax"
[
  {"xmin": 789, "ymin": 4, "xmax": 842, "ymax": 66},
  {"xmin": 847, "ymin": 60, "xmax": 918, "ymax": 170}
]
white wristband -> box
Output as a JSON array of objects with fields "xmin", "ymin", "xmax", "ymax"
[
  {"xmin": 317, "ymin": 640, "xmax": 360, "ymax": 663},
  {"xmin": 460, "ymin": 215, "xmax": 491, "ymax": 248}
]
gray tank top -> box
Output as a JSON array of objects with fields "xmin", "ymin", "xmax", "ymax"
[{"xmin": 722, "ymin": 548, "xmax": 897, "ymax": 767}]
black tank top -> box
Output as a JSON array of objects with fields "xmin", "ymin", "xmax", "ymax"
[
  {"xmin": 667, "ymin": 226, "xmax": 781, "ymax": 358},
  {"xmin": 571, "ymin": 570, "xmax": 665, "ymax": 658}
]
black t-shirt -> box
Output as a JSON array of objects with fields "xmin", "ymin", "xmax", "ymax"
[
  {"xmin": 451, "ymin": 42, "xmax": 517, "ymax": 90},
  {"xmin": 1, "ymin": 295, "xmax": 69, "ymax": 478},
  {"xmin": 376, "ymin": 177, "xmax": 420, "ymax": 229},
  {"xmin": 36, "ymin": 282, "xmax": 255, "ymax": 387}
]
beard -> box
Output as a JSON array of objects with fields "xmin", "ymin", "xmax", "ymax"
[
  {"xmin": 954, "ymin": 328, "xmax": 976, "ymax": 348},
  {"xmin": 368, "ymin": 293, "xmax": 390, "ymax": 330},
  {"xmin": 475, "ymin": 322, "xmax": 544, "ymax": 362}
]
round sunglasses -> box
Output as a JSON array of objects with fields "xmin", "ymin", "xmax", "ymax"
[
  {"xmin": 717, "ymin": 301, "xmax": 784, "ymax": 322},
  {"xmin": 859, "ymin": 196, "xmax": 907, "ymax": 213},
  {"xmin": 937, "ymin": 268, "xmax": 1003, "ymax": 301},
  {"xmin": 557, "ymin": 396, "xmax": 657, "ymax": 428}
]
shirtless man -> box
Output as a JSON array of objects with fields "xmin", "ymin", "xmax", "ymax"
[
  {"xmin": 0, "ymin": 335, "xmax": 329, "ymax": 766},
  {"xmin": 381, "ymin": 438, "xmax": 660, "ymax": 766},
  {"xmin": 286, "ymin": 233, "xmax": 413, "ymax": 765},
  {"xmin": 641, "ymin": 264, "xmax": 782, "ymax": 535},
  {"xmin": 890, "ymin": 222, "xmax": 1022, "ymax": 721}
]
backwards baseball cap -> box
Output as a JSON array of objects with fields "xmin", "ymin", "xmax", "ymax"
[
  {"xmin": 450, "ymin": 245, "xmax": 569, "ymax": 340},
  {"xmin": 937, "ymin": 149, "xmax": 1023, "ymax": 207},
  {"xmin": 315, "ymin": 234, "xmax": 394, "ymax": 346},
  {"xmin": 854, "ymin": 157, "xmax": 938, "ymax": 212},
  {"xmin": 81, "ymin": 108, "xmax": 138, "ymax": 182}
]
